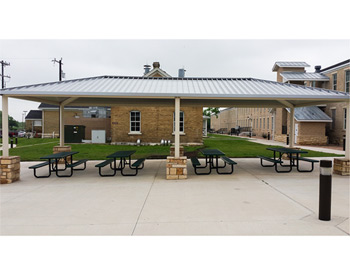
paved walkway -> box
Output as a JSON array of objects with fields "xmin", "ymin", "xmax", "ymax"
[
  {"xmin": 1, "ymin": 159, "xmax": 348, "ymax": 236},
  {"xmin": 224, "ymin": 134, "xmax": 344, "ymax": 155}
]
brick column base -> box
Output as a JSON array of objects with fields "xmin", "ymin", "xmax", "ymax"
[
  {"xmin": 333, "ymin": 158, "xmax": 350, "ymax": 176},
  {"xmin": 53, "ymin": 146, "xmax": 71, "ymax": 164},
  {"xmin": 170, "ymin": 146, "xmax": 184, "ymax": 157},
  {"xmin": 0, "ymin": 156, "xmax": 20, "ymax": 184},
  {"xmin": 166, "ymin": 156, "xmax": 187, "ymax": 180}
]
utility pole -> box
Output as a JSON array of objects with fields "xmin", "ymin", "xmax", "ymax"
[
  {"xmin": 1, "ymin": 60, "xmax": 11, "ymax": 89},
  {"xmin": 52, "ymin": 58, "xmax": 64, "ymax": 140},
  {"xmin": 52, "ymin": 58, "xmax": 64, "ymax": 81}
]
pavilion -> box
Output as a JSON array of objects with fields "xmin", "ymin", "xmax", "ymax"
[{"xmin": 1, "ymin": 75, "xmax": 349, "ymax": 179}]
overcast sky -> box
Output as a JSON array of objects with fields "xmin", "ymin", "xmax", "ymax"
[{"xmin": 1, "ymin": 39, "xmax": 349, "ymax": 121}]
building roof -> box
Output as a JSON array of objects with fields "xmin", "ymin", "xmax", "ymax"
[
  {"xmin": 25, "ymin": 110, "xmax": 42, "ymax": 120},
  {"xmin": 280, "ymin": 72, "xmax": 329, "ymax": 82},
  {"xmin": 38, "ymin": 103, "xmax": 88, "ymax": 109},
  {"xmin": 272, "ymin": 61, "xmax": 310, "ymax": 71},
  {"xmin": 319, "ymin": 59, "xmax": 350, "ymax": 73},
  {"xmin": 1, "ymin": 75, "xmax": 349, "ymax": 108},
  {"xmin": 289, "ymin": 106, "xmax": 332, "ymax": 122}
]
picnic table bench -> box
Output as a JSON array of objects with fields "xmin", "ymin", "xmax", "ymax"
[
  {"xmin": 29, "ymin": 151, "xmax": 88, "ymax": 178},
  {"xmin": 95, "ymin": 151, "xmax": 145, "ymax": 177},
  {"xmin": 191, "ymin": 149, "xmax": 237, "ymax": 175},
  {"xmin": 258, "ymin": 147, "xmax": 317, "ymax": 173}
]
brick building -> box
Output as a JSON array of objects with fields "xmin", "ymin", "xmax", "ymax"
[
  {"xmin": 38, "ymin": 104, "xmax": 111, "ymax": 140},
  {"xmin": 25, "ymin": 110, "xmax": 42, "ymax": 135},
  {"xmin": 211, "ymin": 60, "xmax": 349, "ymax": 146},
  {"xmin": 27, "ymin": 62, "xmax": 204, "ymax": 145}
]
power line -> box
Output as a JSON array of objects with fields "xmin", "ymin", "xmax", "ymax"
[{"xmin": 1, "ymin": 60, "xmax": 11, "ymax": 89}]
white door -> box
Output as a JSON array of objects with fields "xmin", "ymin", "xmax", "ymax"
[
  {"xmin": 92, "ymin": 130, "xmax": 106, "ymax": 143},
  {"xmin": 294, "ymin": 123, "xmax": 299, "ymax": 144}
]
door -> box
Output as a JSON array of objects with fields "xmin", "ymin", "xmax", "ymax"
[{"xmin": 294, "ymin": 123, "xmax": 299, "ymax": 144}]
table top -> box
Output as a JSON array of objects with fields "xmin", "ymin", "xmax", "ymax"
[
  {"xmin": 40, "ymin": 151, "xmax": 78, "ymax": 159},
  {"xmin": 200, "ymin": 149, "xmax": 225, "ymax": 156},
  {"xmin": 267, "ymin": 147, "xmax": 308, "ymax": 154},
  {"xmin": 107, "ymin": 150, "xmax": 136, "ymax": 158}
]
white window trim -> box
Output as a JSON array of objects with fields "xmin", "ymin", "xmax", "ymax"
[
  {"xmin": 173, "ymin": 111, "xmax": 185, "ymax": 133},
  {"xmin": 332, "ymin": 73, "xmax": 337, "ymax": 90},
  {"xmin": 345, "ymin": 70, "xmax": 350, "ymax": 93},
  {"xmin": 130, "ymin": 110, "xmax": 141, "ymax": 134}
]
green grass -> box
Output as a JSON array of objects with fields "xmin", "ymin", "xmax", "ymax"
[
  {"xmin": 202, "ymin": 134, "xmax": 343, "ymax": 158},
  {"xmin": 1, "ymin": 135, "xmax": 343, "ymax": 161}
]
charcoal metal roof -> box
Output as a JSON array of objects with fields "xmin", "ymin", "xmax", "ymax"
[
  {"xmin": 320, "ymin": 59, "xmax": 350, "ymax": 73},
  {"xmin": 280, "ymin": 72, "xmax": 329, "ymax": 82},
  {"xmin": 38, "ymin": 103, "xmax": 88, "ymax": 109},
  {"xmin": 289, "ymin": 106, "xmax": 332, "ymax": 122},
  {"xmin": 1, "ymin": 75, "xmax": 349, "ymax": 108},
  {"xmin": 25, "ymin": 110, "xmax": 42, "ymax": 120},
  {"xmin": 272, "ymin": 62, "xmax": 310, "ymax": 71}
]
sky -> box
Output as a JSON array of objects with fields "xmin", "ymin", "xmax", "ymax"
[{"xmin": 1, "ymin": 39, "xmax": 349, "ymax": 121}]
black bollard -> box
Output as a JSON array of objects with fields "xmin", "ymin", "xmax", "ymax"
[
  {"xmin": 267, "ymin": 132, "xmax": 270, "ymax": 140},
  {"xmin": 10, "ymin": 139, "xmax": 13, "ymax": 148},
  {"xmin": 343, "ymin": 135, "xmax": 346, "ymax": 151},
  {"xmin": 286, "ymin": 135, "xmax": 289, "ymax": 145},
  {"xmin": 15, "ymin": 137, "xmax": 18, "ymax": 144},
  {"xmin": 319, "ymin": 160, "xmax": 332, "ymax": 221}
]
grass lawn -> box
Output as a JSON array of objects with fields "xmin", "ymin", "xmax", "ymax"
[{"xmin": 1, "ymin": 135, "xmax": 343, "ymax": 161}]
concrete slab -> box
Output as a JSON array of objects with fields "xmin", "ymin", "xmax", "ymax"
[{"xmin": 1, "ymin": 159, "xmax": 349, "ymax": 236}]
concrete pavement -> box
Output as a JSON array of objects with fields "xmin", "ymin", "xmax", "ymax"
[{"xmin": 1, "ymin": 158, "xmax": 348, "ymax": 236}]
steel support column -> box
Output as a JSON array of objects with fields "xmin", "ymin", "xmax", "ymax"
[
  {"xmin": 346, "ymin": 101, "xmax": 350, "ymax": 160},
  {"xmin": 289, "ymin": 107, "xmax": 295, "ymax": 148},
  {"xmin": 59, "ymin": 103, "xmax": 64, "ymax": 146},
  {"xmin": 174, "ymin": 97, "xmax": 180, "ymax": 158},
  {"xmin": 1, "ymin": 95, "xmax": 9, "ymax": 156}
]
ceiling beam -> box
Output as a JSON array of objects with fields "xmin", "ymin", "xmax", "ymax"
[
  {"xmin": 278, "ymin": 100, "xmax": 295, "ymax": 108},
  {"xmin": 61, "ymin": 97, "xmax": 79, "ymax": 106}
]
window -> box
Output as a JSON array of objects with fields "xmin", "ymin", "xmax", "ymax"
[
  {"xmin": 346, "ymin": 71, "xmax": 350, "ymax": 93},
  {"xmin": 344, "ymin": 108, "xmax": 347, "ymax": 130},
  {"xmin": 331, "ymin": 109, "xmax": 336, "ymax": 130},
  {"xmin": 260, "ymin": 118, "xmax": 262, "ymax": 128},
  {"xmin": 267, "ymin": 118, "xmax": 269, "ymax": 129},
  {"xmin": 263, "ymin": 118, "xmax": 265, "ymax": 129},
  {"xmin": 130, "ymin": 111, "xmax": 141, "ymax": 132},
  {"xmin": 173, "ymin": 111, "xmax": 184, "ymax": 133},
  {"xmin": 332, "ymin": 73, "xmax": 337, "ymax": 90},
  {"xmin": 33, "ymin": 120, "xmax": 42, "ymax": 127},
  {"xmin": 310, "ymin": 81, "xmax": 316, "ymax": 88}
]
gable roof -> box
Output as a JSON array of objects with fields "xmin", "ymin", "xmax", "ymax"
[
  {"xmin": 25, "ymin": 110, "xmax": 42, "ymax": 120},
  {"xmin": 144, "ymin": 67, "xmax": 171, "ymax": 77},
  {"xmin": 272, "ymin": 61, "xmax": 310, "ymax": 72},
  {"xmin": 288, "ymin": 106, "xmax": 332, "ymax": 122}
]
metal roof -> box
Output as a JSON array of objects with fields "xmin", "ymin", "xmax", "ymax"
[
  {"xmin": 280, "ymin": 72, "xmax": 329, "ymax": 82},
  {"xmin": 25, "ymin": 110, "xmax": 42, "ymax": 120},
  {"xmin": 272, "ymin": 62, "xmax": 310, "ymax": 71},
  {"xmin": 290, "ymin": 106, "xmax": 332, "ymax": 122},
  {"xmin": 1, "ymin": 75, "xmax": 349, "ymax": 108}
]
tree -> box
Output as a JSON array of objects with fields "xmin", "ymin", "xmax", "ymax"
[
  {"xmin": 0, "ymin": 111, "xmax": 19, "ymax": 130},
  {"xmin": 203, "ymin": 107, "xmax": 220, "ymax": 130},
  {"xmin": 203, "ymin": 107, "xmax": 220, "ymax": 118}
]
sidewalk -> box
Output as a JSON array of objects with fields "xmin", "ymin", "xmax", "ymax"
[
  {"xmin": 1, "ymin": 159, "xmax": 348, "ymax": 236},
  {"xmin": 228, "ymin": 134, "xmax": 344, "ymax": 155}
]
